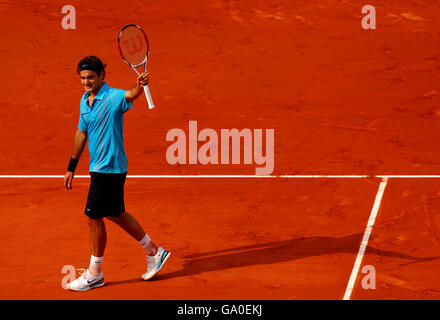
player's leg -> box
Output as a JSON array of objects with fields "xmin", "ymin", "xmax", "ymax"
[
  {"xmin": 66, "ymin": 173, "xmax": 107, "ymax": 291},
  {"xmin": 89, "ymin": 217, "xmax": 107, "ymax": 256},
  {"xmin": 106, "ymin": 211, "xmax": 148, "ymax": 241},
  {"xmin": 66, "ymin": 217, "xmax": 106, "ymax": 291},
  {"xmin": 85, "ymin": 172, "xmax": 109, "ymax": 277},
  {"xmin": 88, "ymin": 217, "xmax": 106, "ymax": 274},
  {"xmin": 105, "ymin": 173, "xmax": 158, "ymax": 255},
  {"xmin": 107, "ymin": 212, "xmax": 171, "ymax": 280},
  {"xmin": 107, "ymin": 211, "xmax": 158, "ymax": 255}
]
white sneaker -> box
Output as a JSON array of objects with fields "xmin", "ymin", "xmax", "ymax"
[
  {"xmin": 66, "ymin": 269, "xmax": 105, "ymax": 291},
  {"xmin": 142, "ymin": 247, "xmax": 171, "ymax": 280}
]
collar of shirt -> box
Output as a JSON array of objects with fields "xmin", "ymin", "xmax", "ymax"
[{"xmin": 83, "ymin": 82, "xmax": 110, "ymax": 107}]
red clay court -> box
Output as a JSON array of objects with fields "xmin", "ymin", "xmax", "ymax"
[{"xmin": 0, "ymin": 0, "xmax": 440, "ymax": 300}]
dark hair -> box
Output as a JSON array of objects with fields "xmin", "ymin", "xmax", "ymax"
[{"xmin": 77, "ymin": 56, "xmax": 106, "ymax": 80}]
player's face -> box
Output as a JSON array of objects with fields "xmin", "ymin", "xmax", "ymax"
[{"xmin": 79, "ymin": 70, "xmax": 103, "ymax": 93}]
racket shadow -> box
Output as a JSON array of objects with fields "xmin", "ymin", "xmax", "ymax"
[{"xmin": 159, "ymin": 233, "xmax": 440, "ymax": 280}]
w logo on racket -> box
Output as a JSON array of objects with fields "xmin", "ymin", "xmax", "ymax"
[{"xmin": 122, "ymin": 35, "xmax": 145, "ymax": 55}]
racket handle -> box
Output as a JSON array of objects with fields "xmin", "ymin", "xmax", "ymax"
[{"xmin": 143, "ymin": 85, "xmax": 155, "ymax": 109}]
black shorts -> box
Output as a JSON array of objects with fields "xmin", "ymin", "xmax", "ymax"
[{"xmin": 85, "ymin": 172, "xmax": 127, "ymax": 219}]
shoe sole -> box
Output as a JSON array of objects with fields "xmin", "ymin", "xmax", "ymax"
[
  {"xmin": 143, "ymin": 251, "xmax": 171, "ymax": 281},
  {"xmin": 67, "ymin": 279, "xmax": 105, "ymax": 291}
]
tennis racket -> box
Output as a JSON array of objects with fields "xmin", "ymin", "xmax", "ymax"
[{"xmin": 118, "ymin": 24, "xmax": 155, "ymax": 109}]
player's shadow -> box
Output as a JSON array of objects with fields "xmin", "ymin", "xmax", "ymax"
[
  {"xmin": 158, "ymin": 233, "xmax": 440, "ymax": 280},
  {"xmin": 105, "ymin": 278, "xmax": 143, "ymax": 287}
]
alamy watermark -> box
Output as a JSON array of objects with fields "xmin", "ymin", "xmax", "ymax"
[
  {"xmin": 362, "ymin": 5, "xmax": 376, "ymax": 30},
  {"xmin": 165, "ymin": 121, "xmax": 275, "ymax": 175},
  {"xmin": 61, "ymin": 5, "xmax": 76, "ymax": 29},
  {"xmin": 361, "ymin": 264, "xmax": 376, "ymax": 290},
  {"xmin": 61, "ymin": 264, "xmax": 76, "ymax": 289}
]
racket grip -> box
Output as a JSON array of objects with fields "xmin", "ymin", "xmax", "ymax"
[{"xmin": 143, "ymin": 85, "xmax": 155, "ymax": 109}]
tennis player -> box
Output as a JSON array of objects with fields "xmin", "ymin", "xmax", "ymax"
[{"xmin": 64, "ymin": 56, "xmax": 170, "ymax": 291}]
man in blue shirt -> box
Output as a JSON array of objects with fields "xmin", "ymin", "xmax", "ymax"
[{"xmin": 63, "ymin": 56, "xmax": 170, "ymax": 291}]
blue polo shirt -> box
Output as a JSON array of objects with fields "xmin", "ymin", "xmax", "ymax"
[{"xmin": 78, "ymin": 82, "xmax": 133, "ymax": 173}]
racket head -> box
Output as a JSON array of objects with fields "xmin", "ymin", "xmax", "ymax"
[{"xmin": 118, "ymin": 24, "xmax": 149, "ymax": 68}]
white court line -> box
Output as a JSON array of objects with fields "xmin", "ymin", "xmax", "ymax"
[
  {"xmin": 1, "ymin": 174, "xmax": 440, "ymax": 178},
  {"xmin": 0, "ymin": 175, "xmax": 86, "ymax": 178},
  {"xmin": 377, "ymin": 175, "xmax": 440, "ymax": 179},
  {"xmin": 343, "ymin": 177, "xmax": 389, "ymax": 300}
]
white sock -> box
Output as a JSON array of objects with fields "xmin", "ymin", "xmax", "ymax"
[
  {"xmin": 89, "ymin": 255, "xmax": 103, "ymax": 276},
  {"xmin": 139, "ymin": 234, "xmax": 156, "ymax": 256}
]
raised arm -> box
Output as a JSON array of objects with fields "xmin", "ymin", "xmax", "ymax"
[
  {"xmin": 64, "ymin": 129, "xmax": 88, "ymax": 190},
  {"xmin": 125, "ymin": 71, "xmax": 150, "ymax": 102}
]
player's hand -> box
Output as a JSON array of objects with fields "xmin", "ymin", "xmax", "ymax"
[
  {"xmin": 137, "ymin": 71, "xmax": 150, "ymax": 87},
  {"xmin": 64, "ymin": 171, "xmax": 74, "ymax": 191}
]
